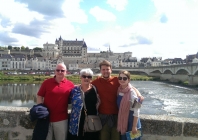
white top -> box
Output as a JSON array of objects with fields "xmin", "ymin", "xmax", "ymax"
[{"xmin": 118, "ymin": 88, "xmax": 141, "ymax": 117}]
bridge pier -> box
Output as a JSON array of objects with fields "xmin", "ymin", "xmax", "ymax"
[
  {"xmin": 160, "ymin": 74, "xmax": 172, "ymax": 81},
  {"xmin": 188, "ymin": 75, "xmax": 198, "ymax": 85},
  {"xmin": 149, "ymin": 73, "xmax": 161, "ymax": 77},
  {"xmin": 172, "ymin": 74, "xmax": 189, "ymax": 83}
]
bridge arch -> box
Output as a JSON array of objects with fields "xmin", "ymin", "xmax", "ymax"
[
  {"xmin": 163, "ymin": 69, "xmax": 173, "ymax": 74},
  {"xmin": 150, "ymin": 69, "xmax": 162, "ymax": 74},
  {"xmin": 128, "ymin": 70, "xmax": 149, "ymax": 76},
  {"xmin": 193, "ymin": 70, "xmax": 198, "ymax": 75},
  {"xmin": 175, "ymin": 69, "xmax": 189, "ymax": 75},
  {"xmin": 112, "ymin": 69, "xmax": 150, "ymax": 75}
]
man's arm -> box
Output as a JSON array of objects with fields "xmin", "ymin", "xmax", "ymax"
[{"xmin": 37, "ymin": 95, "xmax": 44, "ymax": 104}]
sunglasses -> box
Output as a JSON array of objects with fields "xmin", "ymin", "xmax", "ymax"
[
  {"xmin": 81, "ymin": 75, "xmax": 92, "ymax": 79},
  {"xmin": 118, "ymin": 76, "xmax": 128, "ymax": 81},
  {"xmin": 56, "ymin": 69, "xmax": 65, "ymax": 73}
]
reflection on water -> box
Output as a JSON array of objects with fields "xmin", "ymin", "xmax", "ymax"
[{"xmin": 0, "ymin": 83, "xmax": 40, "ymax": 108}]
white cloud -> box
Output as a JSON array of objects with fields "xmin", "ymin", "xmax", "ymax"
[
  {"xmin": 106, "ymin": 0, "xmax": 128, "ymax": 11},
  {"xmin": 0, "ymin": 0, "xmax": 43, "ymax": 24},
  {"xmin": 152, "ymin": 0, "xmax": 198, "ymax": 45},
  {"xmin": 40, "ymin": 18, "xmax": 76, "ymax": 44},
  {"xmin": 0, "ymin": 0, "xmax": 198, "ymax": 60},
  {"xmin": 0, "ymin": 0, "xmax": 45, "ymax": 46},
  {"xmin": 62, "ymin": 0, "xmax": 88, "ymax": 23},
  {"xmin": 0, "ymin": 0, "xmax": 86, "ymax": 47},
  {"xmin": 90, "ymin": 6, "xmax": 116, "ymax": 22}
]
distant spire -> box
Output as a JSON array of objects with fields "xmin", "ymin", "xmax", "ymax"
[{"xmin": 59, "ymin": 36, "xmax": 62, "ymax": 40}]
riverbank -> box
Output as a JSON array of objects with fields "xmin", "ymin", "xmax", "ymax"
[
  {"xmin": 0, "ymin": 72, "xmax": 157, "ymax": 84},
  {"xmin": 159, "ymin": 80, "xmax": 198, "ymax": 90},
  {"xmin": 1, "ymin": 72, "xmax": 196, "ymax": 89}
]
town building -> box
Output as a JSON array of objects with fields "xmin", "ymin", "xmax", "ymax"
[
  {"xmin": 0, "ymin": 37, "xmax": 191, "ymax": 71},
  {"xmin": 186, "ymin": 52, "xmax": 198, "ymax": 63}
]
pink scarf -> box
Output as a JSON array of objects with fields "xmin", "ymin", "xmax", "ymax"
[{"xmin": 117, "ymin": 83, "xmax": 132, "ymax": 135}]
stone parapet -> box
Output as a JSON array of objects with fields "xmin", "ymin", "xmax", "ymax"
[
  {"xmin": 0, "ymin": 106, "xmax": 198, "ymax": 140},
  {"xmin": 141, "ymin": 114, "xmax": 198, "ymax": 140}
]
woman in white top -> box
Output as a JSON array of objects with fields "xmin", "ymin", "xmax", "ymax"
[{"xmin": 117, "ymin": 70, "xmax": 142, "ymax": 140}]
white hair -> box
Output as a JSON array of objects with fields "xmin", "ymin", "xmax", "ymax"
[
  {"xmin": 56, "ymin": 62, "xmax": 67, "ymax": 70},
  {"xmin": 80, "ymin": 68, "xmax": 93, "ymax": 76}
]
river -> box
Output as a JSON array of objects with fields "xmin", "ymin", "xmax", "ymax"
[{"xmin": 0, "ymin": 81, "xmax": 197, "ymax": 119}]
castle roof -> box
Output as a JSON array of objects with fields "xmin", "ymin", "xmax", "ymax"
[
  {"xmin": 140, "ymin": 58, "xmax": 150, "ymax": 63},
  {"xmin": 63, "ymin": 54, "xmax": 81, "ymax": 56},
  {"xmin": 62, "ymin": 40, "xmax": 87, "ymax": 48}
]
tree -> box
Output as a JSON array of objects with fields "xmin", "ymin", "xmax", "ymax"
[
  {"xmin": 8, "ymin": 45, "xmax": 12, "ymax": 50},
  {"xmin": 16, "ymin": 47, "xmax": 20, "ymax": 50},
  {"xmin": 21, "ymin": 46, "xmax": 25, "ymax": 50},
  {"xmin": 25, "ymin": 47, "xmax": 29, "ymax": 50},
  {"xmin": 33, "ymin": 47, "xmax": 42, "ymax": 51}
]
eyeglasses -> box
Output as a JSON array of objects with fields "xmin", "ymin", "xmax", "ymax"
[
  {"xmin": 118, "ymin": 77, "xmax": 128, "ymax": 81},
  {"xmin": 56, "ymin": 69, "xmax": 65, "ymax": 73},
  {"xmin": 81, "ymin": 75, "xmax": 92, "ymax": 79}
]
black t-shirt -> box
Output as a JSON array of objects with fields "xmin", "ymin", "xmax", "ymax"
[
  {"xmin": 78, "ymin": 87, "xmax": 99, "ymax": 139},
  {"xmin": 68, "ymin": 87, "xmax": 99, "ymax": 140}
]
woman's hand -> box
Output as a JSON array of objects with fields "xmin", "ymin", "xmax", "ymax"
[
  {"xmin": 132, "ymin": 126, "xmax": 138, "ymax": 134},
  {"xmin": 138, "ymin": 95, "xmax": 144, "ymax": 103}
]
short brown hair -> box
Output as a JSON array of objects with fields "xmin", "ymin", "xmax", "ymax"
[
  {"xmin": 99, "ymin": 60, "xmax": 112, "ymax": 69},
  {"xmin": 119, "ymin": 70, "xmax": 130, "ymax": 80}
]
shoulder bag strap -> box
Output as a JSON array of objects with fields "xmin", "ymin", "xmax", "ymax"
[
  {"xmin": 91, "ymin": 84, "xmax": 100, "ymax": 115},
  {"xmin": 79, "ymin": 85, "xmax": 88, "ymax": 116}
]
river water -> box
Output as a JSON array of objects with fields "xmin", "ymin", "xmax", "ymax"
[
  {"xmin": 0, "ymin": 81, "xmax": 197, "ymax": 119},
  {"xmin": 132, "ymin": 81, "xmax": 198, "ymax": 119}
]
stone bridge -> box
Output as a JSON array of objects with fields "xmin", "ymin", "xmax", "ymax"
[{"xmin": 111, "ymin": 63, "xmax": 198, "ymax": 85}]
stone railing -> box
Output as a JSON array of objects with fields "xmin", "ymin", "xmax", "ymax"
[{"xmin": 0, "ymin": 106, "xmax": 198, "ymax": 140}]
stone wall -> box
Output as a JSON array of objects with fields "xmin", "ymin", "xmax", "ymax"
[
  {"xmin": 0, "ymin": 106, "xmax": 198, "ymax": 140},
  {"xmin": 0, "ymin": 106, "xmax": 34, "ymax": 140}
]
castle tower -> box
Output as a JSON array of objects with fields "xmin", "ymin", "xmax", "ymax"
[{"xmin": 57, "ymin": 36, "xmax": 63, "ymax": 62}]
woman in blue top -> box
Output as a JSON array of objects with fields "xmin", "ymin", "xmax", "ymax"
[
  {"xmin": 117, "ymin": 70, "xmax": 142, "ymax": 140},
  {"xmin": 68, "ymin": 68, "xmax": 100, "ymax": 140}
]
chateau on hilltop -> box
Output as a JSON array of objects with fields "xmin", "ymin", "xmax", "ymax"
[
  {"xmin": 39, "ymin": 36, "xmax": 139, "ymax": 70},
  {"xmin": 0, "ymin": 37, "xmax": 194, "ymax": 70}
]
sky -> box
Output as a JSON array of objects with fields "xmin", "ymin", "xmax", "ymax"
[{"xmin": 0, "ymin": 0, "xmax": 198, "ymax": 60}]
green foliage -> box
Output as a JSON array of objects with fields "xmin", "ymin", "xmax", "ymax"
[
  {"xmin": 21, "ymin": 46, "xmax": 25, "ymax": 50},
  {"xmin": 0, "ymin": 71, "xmax": 3, "ymax": 76},
  {"xmin": 178, "ymin": 81, "xmax": 183, "ymax": 84},
  {"xmin": 8, "ymin": 45, "xmax": 12, "ymax": 50},
  {"xmin": 33, "ymin": 47, "xmax": 42, "ymax": 51},
  {"xmin": 25, "ymin": 47, "xmax": 29, "ymax": 50},
  {"xmin": 183, "ymin": 81, "xmax": 189, "ymax": 85},
  {"xmin": 13, "ymin": 47, "xmax": 20, "ymax": 50},
  {"xmin": 0, "ymin": 72, "xmax": 156, "ymax": 83}
]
